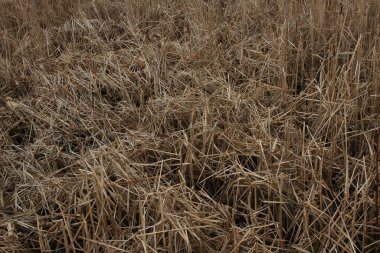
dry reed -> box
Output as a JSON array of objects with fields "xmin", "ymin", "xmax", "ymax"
[{"xmin": 1, "ymin": 0, "xmax": 380, "ymax": 252}]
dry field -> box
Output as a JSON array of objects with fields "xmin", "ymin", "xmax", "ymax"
[{"xmin": 0, "ymin": 0, "xmax": 380, "ymax": 252}]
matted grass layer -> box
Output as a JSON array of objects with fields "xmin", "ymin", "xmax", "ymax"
[{"xmin": 1, "ymin": 0, "xmax": 380, "ymax": 252}]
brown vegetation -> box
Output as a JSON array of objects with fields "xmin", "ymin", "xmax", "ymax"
[{"xmin": 1, "ymin": 0, "xmax": 380, "ymax": 252}]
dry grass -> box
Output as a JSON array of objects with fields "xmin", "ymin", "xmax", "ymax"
[{"xmin": 0, "ymin": 0, "xmax": 380, "ymax": 252}]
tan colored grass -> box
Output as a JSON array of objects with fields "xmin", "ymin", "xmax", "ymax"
[{"xmin": 0, "ymin": 0, "xmax": 380, "ymax": 252}]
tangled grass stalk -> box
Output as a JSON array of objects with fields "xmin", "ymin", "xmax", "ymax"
[{"xmin": 0, "ymin": 0, "xmax": 379, "ymax": 252}]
